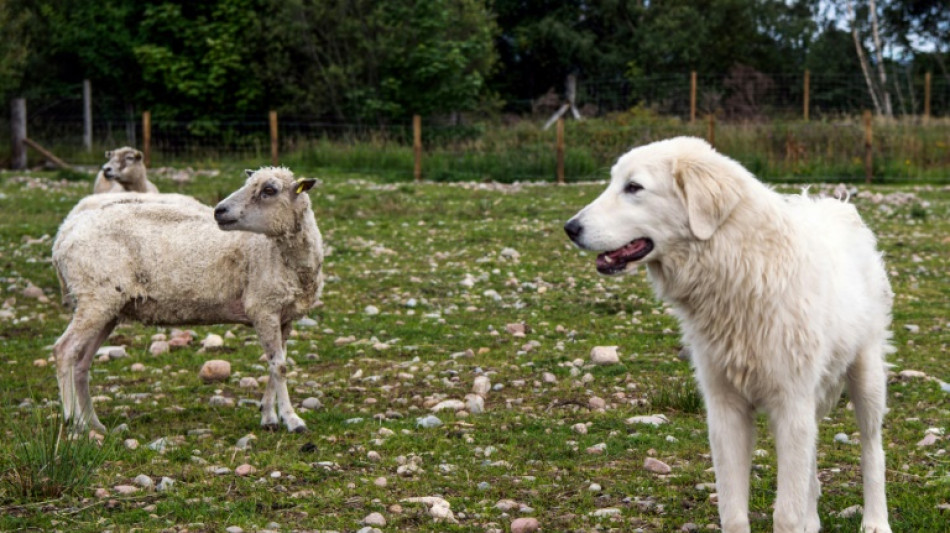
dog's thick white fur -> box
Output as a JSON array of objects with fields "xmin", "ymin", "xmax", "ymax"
[{"xmin": 565, "ymin": 137, "xmax": 893, "ymax": 533}]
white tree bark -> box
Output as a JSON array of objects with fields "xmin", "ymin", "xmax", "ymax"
[
  {"xmin": 848, "ymin": 0, "xmax": 882, "ymax": 115},
  {"xmin": 867, "ymin": 0, "xmax": 893, "ymax": 116}
]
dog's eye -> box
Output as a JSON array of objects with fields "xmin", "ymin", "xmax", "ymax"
[
  {"xmin": 624, "ymin": 182, "xmax": 644, "ymax": 194},
  {"xmin": 261, "ymin": 186, "xmax": 278, "ymax": 198}
]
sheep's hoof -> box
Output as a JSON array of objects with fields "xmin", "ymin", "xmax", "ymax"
[
  {"xmin": 261, "ymin": 423, "xmax": 280, "ymax": 432},
  {"xmin": 291, "ymin": 425, "xmax": 308, "ymax": 434}
]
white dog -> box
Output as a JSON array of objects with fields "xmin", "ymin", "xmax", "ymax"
[{"xmin": 565, "ymin": 137, "xmax": 892, "ymax": 533}]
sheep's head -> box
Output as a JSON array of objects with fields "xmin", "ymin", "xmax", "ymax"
[
  {"xmin": 101, "ymin": 147, "xmax": 145, "ymax": 184},
  {"xmin": 214, "ymin": 167, "xmax": 318, "ymax": 236}
]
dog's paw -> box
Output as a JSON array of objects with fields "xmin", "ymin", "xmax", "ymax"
[{"xmin": 860, "ymin": 521, "xmax": 892, "ymax": 533}]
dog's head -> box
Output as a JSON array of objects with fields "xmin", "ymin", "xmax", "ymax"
[{"xmin": 564, "ymin": 137, "xmax": 745, "ymax": 275}]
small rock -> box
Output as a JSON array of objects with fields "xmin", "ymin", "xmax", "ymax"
[
  {"xmin": 147, "ymin": 437, "xmax": 169, "ymax": 453},
  {"xmin": 898, "ymin": 369, "xmax": 928, "ymax": 379},
  {"xmin": 838, "ymin": 504, "xmax": 863, "ymax": 518},
  {"xmin": 472, "ymin": 376, "xmax": 491, "ymax": 396},
  {"xmin": 156, "ymin": 477, "xmax": 175, "ymax": 492},
  {"xmin": 130, "ymin": 363, "xmax": 146, "ymax": 372},
  {"xmin": 367, "ymin": 451, "xmax": 382, "ymax": 462},
  {"xmin": 134, "ymin": 474, "xmax": 153, "ymax": 489},
  {"xmin": 500, "ymin": 247, "xmax": 521, "ymax": 261},
  {"xmin": 495, "ymin": 499, "xmax": 520, "ymax": 512},
  {"xmin": 917, "ymin": 433, "xmax": 939, "ymax": 447},
  {"xmin": 22, "ymin": 284, "xmax": 45, "ymax": 299},
  {"xmin": 542, "ymin": 372, "xmax": 557, "ymax": 384},
  {"xmin": 374, "ymin": 476, "xmax": 388, "ymax": 487},
  {"xmin": 149, "ymin": 340, "xmax": 170, "ymax": 356},
  {"xmin": 586, "ymin": 443, "xmax": 607, "ymax": 455},
  {"xmin": 416, "ymin": 415, "xmax": 442, "ymax": 428},
  {"xmin": 113, "ymin": 484, "xmax": 139, "ymax": 495},
  {"xmin": 225, "ymin": 527, "xmax": 244, "ymax": 533},
  {"xmin": 94, "ymin": 488, "xmax": 110, "ymax": 499},
  {"xmin": 644, "ymin": 457, "xmax": 672, "ymax": 474},
  {"xmin": 626, "ymin": 414, "xmax": 669, "ymax": 426},
  {"xmin": 834, "ymin": 433, "xmax": 852, "ymax": 444},
  {"xmin": 296, "ymin": 317, "xmax": 317, "ymax": 327},
  {"xmin": 97, "ymin": 346, "xmax": 128, "ymax": 360},
  {"xmin": 201, "ymin": 334, "xmax": 224, "ymax": 349},
  {"xmin": 588, "ymin": 396, "xmax": 606, "ymax": 410},
  {"xmin": 589, "ymin": 483, "xmax": 602, "ymax": 492},
  {"xmin": 432, "ymin": 399, "xmax": 465, "ymax": 412},
  {"xmin": 199, "ymin": 359, "xmax": 231, "ymax": 382},
  {"xmin": 235, "ymin": 464, "xmax": 257, "ymax": 476},
  {"xmin": 364, "ymin": 305, "xmax": 380, "ymax": 316},
  {"xmin": 904, "ymin": 324, "xmax": 920, "ymax": 333},
  {"xmin": 590, "ymin": 346, "xmax": 620, "ymax": 365},
  {"xmin": 465, "ymin": 393, "xmax": 485, "ymax": 414},
  {"xmin": 239, "ymin": 377, "xmax": 259, "ymax": 389},
  {"xmin": 510, "ymin": 517, "xmax": 539, "ymax": 533},
  {"xmin": 236, "ymin": 434, "xmax": 257, "ymax": 450},
  {"xmin": 32, "ymin": 358, "xmax": 47, "ymax": 367},
  {"xmin": 590, "ymin": 508, "xmax": 621, "ymax": 518},
  {"xmin": 505, "ymin": 323, "xmax": 527, "ymax": 336},
  {"xmin": 301, "ymin": 397, "xmax": 323, "ymax": 410},
  {"xmin": 363, "ymin": 512, "xmax": 386, "ymax": 526},
  {"xmin": 124, "ymin": 438, "xmax": 139, "ymax": 450},
  {"xmin": 572, "ymin": 423, "xmax": 588, "ymax": 435}
]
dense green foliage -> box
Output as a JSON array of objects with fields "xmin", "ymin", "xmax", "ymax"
[{"xmin": 1, "ymin": 0, "xmax": 946, "ymax": 121}]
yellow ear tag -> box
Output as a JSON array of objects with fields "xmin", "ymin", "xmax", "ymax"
[{"xmin": 295, "ymin": 181, "xmax": 306, "ymax": 194}]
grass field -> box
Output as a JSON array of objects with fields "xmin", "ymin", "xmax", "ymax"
[{"xmin": 0, "ymin": 166, "xmax": 948, "ymax": 532}]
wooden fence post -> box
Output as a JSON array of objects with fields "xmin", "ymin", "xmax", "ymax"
[
  {"xmin": 142, "ymin": 111, "xmax": 151, "ymax": 167},
  {"xmin": 11, "ymin": 98, "xmax": 27, "ymax": 170},
  {"xmin": 413, "ymin": 114, "xmax": 422, "ymax": 182},
  {"xmin": 556, "ymin": 117, "xmax": 565, "ymax": 184},
  {"xmin": 690, "ymin": 71, "xmax": 697, "ymax": 124},
  {"xmin": 803, "ymin": 70, "xmax": 810, "ymax": 122},
  {"xmin": 83, "ymin": 79, "xmax": 93, "ymax": 152},
  {"xmin": 923, "ymin": 72, "xmax": 931, "ymax": 124},
  {"xmin": 863, "ymin": 110, "xmax": 873, "ymax": 184},
  {"xmin": 269, "ymin": 110, "xmax": 279, "ymax": 166},
  {"xmin": 707, "ymin": 114, "xmax": 715, "ymax": 148}
]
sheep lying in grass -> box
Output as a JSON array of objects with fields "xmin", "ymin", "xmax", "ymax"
[
  {"xmin": 53, "ymin": 167, "xmax": 323, "ymax": 433},
  {"xmin": 92, "ymin": 147, "xmax": 159, "ymax": 194}
]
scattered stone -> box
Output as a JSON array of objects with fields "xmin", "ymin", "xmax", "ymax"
[
  {"xmin": 917, "ymin": 433, "xmax": 939, "ymax": 447},
  {"xmin": 472, "ymin": 376, "xmax": 491, "ymax": 396},
  {"xmin": 432, "ymin": 399, "xmax": 465, "ymax": 412},
  {"xmin": 147, "ymin": 437, "xmax": 169, "ymax": 453},
  {"xmin": 364, "ymin": 305, "xmax": 380, "ymax": 316},
  {"xmin": 22, "ymin": 283, "xmax": 46, "ymax": 300},
  {"xmin": 510, "ymin": 517, "xmax": 539, "ymax": 533},
  {"xmin": 363, "ymin": 512, "xmax": 386, "ymax": 527},
  {"xmin": 113, "ymin": 484, "xmax": 139, "ymax": 495},
  {"xmin": 149, "ymin": 340, "xmax": 170, "ymax": 356},
  {"xmin": 201, "ymin": 334, "xmax": 224, "ymax": 350},
  {"xmin": 590, "ymin": 508, "xmax": 621, "ymax": 518},
  {"xmin": 134, "ymin": 474, "xmax": 153, "ymax": 489},
  {"xmin": 301, "ymin": 397, "xmax": 323, "ymax": 410},
  {"xmin": 156, "ymin": 477, "xmax": 175, "ymax": 492},
  {"xmin": 834, "ymin": 433, "xmax": 852, "ymax": 444},
  {"xmin": 644, "ymin": 457, "xmax": 672, "ymax": 474},
  {"xmin": 416, "ymin": 415, "xmax": 443, "ymax": 428},
  {"xmin": 588, "ymin": 396, "xmax": 606, "ymax": 410},
  {"xmin": 465, "ymin": 393, "xmax": 485, "ymax": 414},
  {"xmin": 590, "ymin": 345, "xmax": 620, "ymax": 365},
  {"xmin": 130, "ymin": 363, "xmax": 146, "ymax": 372},
  {"xmin": 589, "ymin": 483, "xmax": 602, "ymax": 492},
  {"xmin": 209, "ymin": 395, "xmax": 235, "ymax": 407},
  {"xmin": 626, "ymin": 414, "xmax": 669, "ymax": 426},
  {"xmin": 374, "ymin": 476, "xmax": 388, "ymax": 487},
  {"xmin": 586, "ymin": 443, "xmax": 607, "ymax": 455},
  {"xmin": 542, "ymin": 372, "xmax": 557, "ymax": 384},
  {"xmin": 225, "ymin": 527, "xmax": 244, "ymax": 533},
  {"xmin": 367, "ymin": 451, "xmax": 382, "ymax": 462},
  {"xmin": 572, "ymin": 423, "xmax": 588, "ymax": 435},
  {"xmin": 401, "ymin": 496, "xmax": 458, "ymax": 524},
  {"xmin": 837, "ymin": 505, "xmax": 863, "ymax": 518},
  {"xmin": 199, "ymin": 360, "xmax": 231, "ymax": 382},
  {"xmin": 898, "ymin": 369, "xmax": 928, "ymax": 380},
  {"xmin": 239, "ymin": 376, "xmax": 259, "ymax": 389},
  {"xmin": 904, "ymin": 324, "xmax": 920, "ymax": 333},
  {"xmin": 97, "ymin": 346, "xmax": 128, "ymax": 360},
  {"xmin": 124, "ymin": 439, "xmax": 139, "ymax": 450},
  {"xmin": 296, "ymin": 317, "xmax": 317, "ymax": 327},
  {"xmin": 94, "ymin": 488, "xmax": 110, "ymax": 499},
  {"xmin": 235, "ymin": 464, "xmax": 257, "ymax": 476},
  {"xmin": 505, "ymin": 323, "xmax": 527, "ymax": 337},
  {"xmin": 500, "ymin": 247, "xmax": 521, "ymax": 261},
  {"xmin": 236, "ymin": 434, "xmax": 257, "ymax": 450},
  {"xmin": 32, "ymin": 358, "xmax": 47, "ymax": 367}
]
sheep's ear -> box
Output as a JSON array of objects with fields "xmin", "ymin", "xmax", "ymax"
[
  {"xmin": 105, "ymin": 151, "xmax": 113, "ymax": 159},
  {"xmin": 294, "ymin": 178, "xmax": 319, "ymax": 195},
  {"xmin": 673, "ymin": 157, "xmax": 742, "ymax": 240},
  {"xmin": 133, "ymin": 150, "xmax": 143, "ymax": 161},
  {"xmin": 245, "ymin": 169, "xmax": 255, "ymax": 178}
]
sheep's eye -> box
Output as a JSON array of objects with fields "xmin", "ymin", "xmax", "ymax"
[
  {"xmin": 624, "ymin": 182, "xmax": 643, "ymax": 194},
  {"xmin": 261, "ymin": 186, "xmax": 278, "ymax": 197}
]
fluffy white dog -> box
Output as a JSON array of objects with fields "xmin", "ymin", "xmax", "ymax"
[{"xmin": 565, "ymin": 137, "xmax": 893, "ymax": 533}]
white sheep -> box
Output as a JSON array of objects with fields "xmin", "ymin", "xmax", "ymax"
[
  {"xmin": 92, "ymin": 147, "xmax": 159, "ymax": 194},
  {"xmin": 52, "ymin": 167, "xmax": 323, "ymax": 433}
]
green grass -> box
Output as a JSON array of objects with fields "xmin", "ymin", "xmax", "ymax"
[{"xmin": 0, "ymin": 168, "xmax": 948, "ymax": 531}]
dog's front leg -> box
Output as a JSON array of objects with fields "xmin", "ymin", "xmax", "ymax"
[
  {"xmin": 706, "ymin": 389, "xmax": 756, "ymax": 533},
  {"xmin": 770, "ymin": 400, "xmax": 818, "ymax": 533}
]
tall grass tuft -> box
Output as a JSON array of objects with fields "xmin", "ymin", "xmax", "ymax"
[
  {"xmin": 1, "ymin": 407, "xmax": 112, "ymax": 501},
  {"xmin": 650, "ymin": 379, "xmax": 704, "ymax": 414}
]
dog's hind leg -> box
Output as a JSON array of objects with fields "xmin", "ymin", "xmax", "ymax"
[
  {"xmin": 704, "ymin": 387, "xmax": 756, "ymax": 533},
  {"xmin": 848, "ymin": 344, "xmax": 892, "ymax": 533}
]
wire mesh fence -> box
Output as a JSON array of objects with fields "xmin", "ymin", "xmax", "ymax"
[{"xmin": 3, "ymin": 72, "xmax": 949, "ymax": 182}]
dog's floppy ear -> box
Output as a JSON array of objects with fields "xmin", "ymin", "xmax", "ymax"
[{"xmin": 674, "ymin": 157, "xmax": 742, "ymax": 240}]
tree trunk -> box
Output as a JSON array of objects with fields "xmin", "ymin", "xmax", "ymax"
[
  {"xmin": 848, "ymin": 1, "xmax": 882, "ymax": 115},
  {"xmin": 867, "ymin": 0, "xmax": 892, "ymax": 116}
]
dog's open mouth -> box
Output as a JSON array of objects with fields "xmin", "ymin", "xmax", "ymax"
[{"xmin": 595, "ymin": 238, "xmax": 654, "ymax": 275}]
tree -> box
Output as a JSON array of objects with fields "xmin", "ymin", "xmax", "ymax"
[{"xmin": 0, "ymin": 0, "xmax": 30, "ymax": 100}]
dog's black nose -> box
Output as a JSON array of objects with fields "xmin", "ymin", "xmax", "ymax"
[
  {"xmin": 564, "ymin": 218, "xmax": 583, "ymax": 241},
  {"xmin": 213, "ymin": 205, "xmax": 229, "ymax": 222}
]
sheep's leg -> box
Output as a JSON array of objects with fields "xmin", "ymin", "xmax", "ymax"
[
  {"xmin": 256, "ymin": 318, "xmax": 306, "ymax": 432},
  {"xmin": 54, "ymin": 313, "xmax": 116, "ymax": 433}
]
